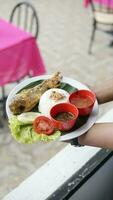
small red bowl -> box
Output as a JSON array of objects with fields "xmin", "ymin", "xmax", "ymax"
[
  {"xmin": 50, "ymin": 103, "xmax": 79, "ymax": 131},
  {"xmin": 69, "ymin": 90, "xmax": 96, "ymax": 116}
]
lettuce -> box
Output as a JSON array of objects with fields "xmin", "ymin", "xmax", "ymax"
[{"xmin": 9, "ymin": 116, "xmax": 61, "ymax": 144}]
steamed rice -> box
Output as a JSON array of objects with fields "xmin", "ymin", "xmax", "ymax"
[{"xmin": 38, "ymin": 88, "xmax": 69, "ymax": 116}]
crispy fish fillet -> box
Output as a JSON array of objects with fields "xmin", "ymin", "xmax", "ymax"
[{"xmin": 9, "ymin": 72, "xmax": 62, "ymax": 115}]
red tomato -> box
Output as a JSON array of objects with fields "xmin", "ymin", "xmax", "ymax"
[{"xmin": 33, "ymin": 116, "xmax": 55, "ymax": 135}]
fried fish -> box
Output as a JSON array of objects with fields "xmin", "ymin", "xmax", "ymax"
[{"xmin": 9, "ymin": 72, "xmax": 62, "ymax": 115}]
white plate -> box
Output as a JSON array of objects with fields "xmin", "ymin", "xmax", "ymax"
[{"xmin": 6, "ymin": 75, "xmax": 99, "ymax": 141}]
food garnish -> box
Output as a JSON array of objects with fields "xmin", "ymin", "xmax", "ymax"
[
  {"xmin": 50, "ymin": 91, "xmax": 65, "ymax": 101},
  {"xmin": 33, "ymin": 116, "xmax": 55, "ymax": 135},
  {"xmin": 9, "ymin": 116, "xmax": 61, "ymax": 144},
  {"xmin": 17, "ymin": 112, "xmax": 43, "ymax": 124}
]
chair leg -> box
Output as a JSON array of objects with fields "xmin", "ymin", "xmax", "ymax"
[
  {"xmin": 88, "ymin": 20, "xmax": 97, "ymax": 54},
  {"xmin": 17, "ymin": 80, "xmax": 20, "ymax": 83},
  {"xmin": 1, "ymin": 86, "xmax": 6, "ymax": 119}
]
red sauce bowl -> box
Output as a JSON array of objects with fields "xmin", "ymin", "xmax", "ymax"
[
  {"xmin": 69, "ymin": 90, "xmax": 96, "ymax": 116},
  {"xmin": 50, "ymin": 103, "xmax": 79, "ymax": 131}
]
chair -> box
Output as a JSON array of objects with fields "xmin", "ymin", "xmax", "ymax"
[
  {"xmin": 9, "ymin": 1, "xmax": 39, "ymax": 38},
  {"xmin": 88, "ymin": 0, "xmax": 113, "ymax": 54},
  {"xmin": 1, "ymin": 2, "xmax": 39, "ymax": 118}
]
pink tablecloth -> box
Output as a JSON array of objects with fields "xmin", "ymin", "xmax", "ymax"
[
  {"xmin": 0, "ymin": 18, "xmax": 46, "ymax": 86},
  {"xmin": 84, "ymin": 0, "xmax": 113, "ymax": 8}
]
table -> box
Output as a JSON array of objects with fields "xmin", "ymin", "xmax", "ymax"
[
  {"xmin": 0, "ymin": 18, "xmax": 46, "ymax": 86},
  {"xmin": 84, "ymin": 0, "xmax": 113, "ymax": 8}
]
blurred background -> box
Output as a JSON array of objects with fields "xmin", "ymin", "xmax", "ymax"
[{"xmin": 1, "ymin": 0, "xmax": 113, "ymax": 198}]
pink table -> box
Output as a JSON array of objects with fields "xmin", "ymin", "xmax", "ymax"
[
  {"xmin": 0, "ymin": 18, "xmax": 46, "ymax": 86},
  {"xmin": 84, "ymin": 0, "xmax": 113, "ymax": 8}
]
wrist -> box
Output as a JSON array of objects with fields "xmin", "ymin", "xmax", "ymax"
[
  {"xmin": 78, "ymin": 133, "xmax": 87, "ymax": 146},
  {"xmin": 71, "ymin": 138, "xmax": 84, "ymax": 147},
  {"xmin": 78, "ymin": 136, "xmax": 84, "ymax": 146}
]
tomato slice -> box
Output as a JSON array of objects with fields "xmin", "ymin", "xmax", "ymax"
[{"xmin": 33, "ymin": 116, "xmax": 55, "ymax": 135}]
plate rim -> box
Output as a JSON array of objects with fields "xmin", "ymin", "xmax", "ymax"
[{"xmin": 6, "ymin": 75, "xmax": 99, "ymax": 141}]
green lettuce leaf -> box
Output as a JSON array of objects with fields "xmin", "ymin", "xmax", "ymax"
[{"xmin": 9, "ymin": 116, "xmax": 61, "ymax": 144}]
